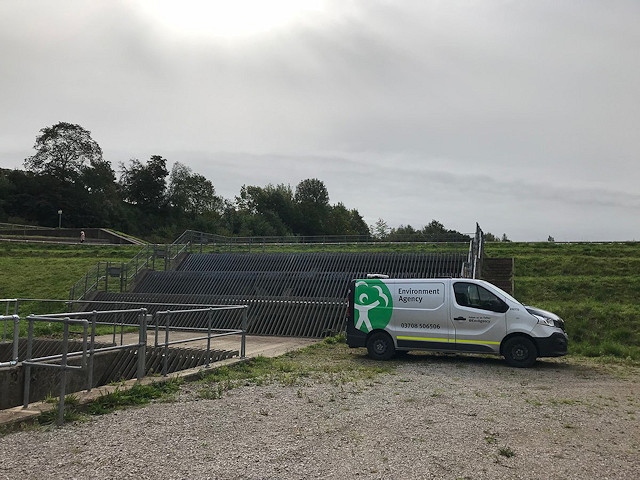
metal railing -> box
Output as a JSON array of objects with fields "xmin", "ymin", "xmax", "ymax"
[
  {"xmin": 153, "ymin": 306, "xmax": 247, "ymax": 376},
  {"xmin": 12, "ymin": 303, "xmax": 248, "ymax": 425},
  {"xmin": 173, "ymin": 230, "xmax": 474, "ymax": 248},
  {"xmin": 21, "ymin": 309, "xmax": 148, "ymax": 425},
  {"xmin": 22, "ymin": 315, "xmax": 91, "ymax": 425},
  {"xmin": 68, "ymin": 242, "xmax": 191, "ymax": 301}
]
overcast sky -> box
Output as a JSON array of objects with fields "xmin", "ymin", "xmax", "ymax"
[{"xmin": 1, "ymin": 0, "xmax": 638, "ymax": 241}]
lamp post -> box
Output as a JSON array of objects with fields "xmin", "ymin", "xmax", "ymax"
[{"xmin": 58, "ymin": 210, "xmax": 62, "ymax": 228}]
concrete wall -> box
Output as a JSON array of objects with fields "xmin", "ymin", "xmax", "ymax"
[{"xmin": 0, "ymin": 350, "xmax": 120, "ymax": 410}]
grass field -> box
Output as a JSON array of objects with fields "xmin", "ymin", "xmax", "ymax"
[
  {"xmin": 485, "ymin": 241, "xmax": 640, "ymax": 360},
  {"xmin": 1, "ymin": 240, "xmax": 638, "ymax": 361}
]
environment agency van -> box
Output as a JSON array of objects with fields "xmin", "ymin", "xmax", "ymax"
[{"xmin": 346, "ymin": 277, "xmax": 568, "ymax": 367}]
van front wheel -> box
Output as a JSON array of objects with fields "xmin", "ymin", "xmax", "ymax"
[
  {"xmin": 503, "ymin": 336, "xmax": 537, "ymax": 368},
  {"xmin": 367, "ymin": 331, "xmax": 395, "ymax": 360}
]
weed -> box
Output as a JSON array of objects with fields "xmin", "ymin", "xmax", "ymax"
[
  {"xmin": 37, "ymin": 392, "xmax": 86, "ymax": 425},
  {"xmin": 485, "ymin": 435, "xmax": 497, "ymax": 444},
  {"xmin": 86, "ymin": 379, "xmax": 182, "ymax": 415},
  {"xmin": 498, "ymin": 447, "xmax": 515, "ymax": 458}
]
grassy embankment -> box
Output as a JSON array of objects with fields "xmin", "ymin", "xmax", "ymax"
[
  {"xmin": 0, "ymin": 242, "xmax": 141, "ymax": 335},
  {"xmin": 1, "ymin": 240, "xmax": 638, "ymax": 361},
  {"xmin": 485, "ymin": 242, "xmax": 640, "ymax": 361}
]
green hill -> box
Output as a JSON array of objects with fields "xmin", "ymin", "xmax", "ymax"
[{"xmin": 485, "ymin": 242, "xmax": 640, "ymax": 360}]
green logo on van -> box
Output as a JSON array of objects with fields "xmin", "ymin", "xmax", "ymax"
[{"xmin": 354, "ymin": 279, "xmax": 393, "ymax": 333}]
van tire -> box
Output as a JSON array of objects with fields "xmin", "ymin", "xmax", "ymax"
[
  {"xmin": 503, "ymin": 336, "xmax": 537, "ymax": 368},
  {"xmin": 367, "ymin": 331, "xmax": 395, "ymax": 360}
]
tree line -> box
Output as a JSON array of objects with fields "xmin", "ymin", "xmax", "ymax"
[{"xmin": 0, "ymin": 122, "xmax": 471, "ymax": 243}]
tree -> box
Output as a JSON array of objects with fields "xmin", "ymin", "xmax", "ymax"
[
  {"xmin": 119, "ymin": 155, "xmax": 169, "ymax": 211},
  {"xmin": 371, "ymin": 218, "xmax": 390, "ymax": 240},
  {"xmin": 294, "ymin": 178, "xmax": 330, "ymax": 236},
  {"xmin": 24, "ymin": 122, "xmax": 103, "ymax": 183},
  {"xmin": 294, "ymin": 178, "xmax": 329, "ymax": 206},
  {"xmin": 235, "ymin": 183, "xmax": 295, "ymax": 235},
  {"xmin": 326, "ymin": 203, "xmax": 370, "ymax": 236},
  {"xmin": 168, "ymin": 162, "xmax": 221, "ymax": 216}
]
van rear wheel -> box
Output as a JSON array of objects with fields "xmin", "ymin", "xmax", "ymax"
[
  {"xmin": 367, "ymin": 331, "xmax": 395, "ymax": 360},
  {"xmin": 503, "ymin": 336, "xmax": 537, "ymax": 368}
]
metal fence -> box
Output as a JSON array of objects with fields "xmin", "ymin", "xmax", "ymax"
[
  {"xmin": 68, "ymin": 242, "xmax": 191, "ymax": 301},
  {"xmin": 1, "ymin": 302, "xmax": 248, "ymax": 425}
]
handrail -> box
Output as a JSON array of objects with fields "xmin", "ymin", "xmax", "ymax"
[
  {"xmin": 22, "ymin": 314, "xmax": 91, "ymax": 425},
  {"xmin": 154, "ymin": 305, "xmax": 248, "ymax": 375},
  {"xmin": 68, "ymin": 242, "xmax": 191, "ymax": 301},
  {"xmin": 173, "ymin": 229, "xmax": 474, "ymax": 247}
]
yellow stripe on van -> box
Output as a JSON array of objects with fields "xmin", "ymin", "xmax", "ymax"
[
  {"xmin": 397, "ymin": 335, "xmax": 454, "ymax": 344},
  {"xmin": 456, "ymin": 339, "xmax": 501, "ymax": 346},
  {"xmin": 397, "ymin": 336, "xmax": 501, "ymax": 346}
]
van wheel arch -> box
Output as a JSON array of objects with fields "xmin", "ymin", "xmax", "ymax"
[
  {"xmin": 366, "ymin": 330, "xmax": 396, "ymax": 360},
  {"xmin": 501, "ymin": 334, "xmax": 538, "ymax": 368}
]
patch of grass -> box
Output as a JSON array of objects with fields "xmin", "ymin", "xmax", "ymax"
[
  {"xmin": 197, "ymin": 334, "xmax": 395, "ymax": 397},
  {"xmin": 35, "ymin": 380, "xmax": 181, "ymax": 426},
  {"xmin": 86, "ymin": 379, "xmax": 182, "ymax": 415},
  {"xmin": 39, "ymin": 393, "xmax": 83, "ymax": 425}
]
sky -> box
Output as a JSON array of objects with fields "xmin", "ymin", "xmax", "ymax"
[{"xmin": 1, "ymin": 0, "xmax": 638, "ymax": 241}]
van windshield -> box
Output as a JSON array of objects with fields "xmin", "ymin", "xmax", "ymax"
[{"xmin": 478, "ymin": 280, "xmax": 520, "ymax": 304}]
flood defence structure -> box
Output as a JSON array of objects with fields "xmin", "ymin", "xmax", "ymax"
[{"xmin": 87, "ymin": 251, "xmax": 470, "ymax": 338}]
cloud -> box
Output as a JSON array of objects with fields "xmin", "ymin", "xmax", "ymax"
[{"xmin": 0, "ymin": 0, "xmax": 639, "ymax": 241}]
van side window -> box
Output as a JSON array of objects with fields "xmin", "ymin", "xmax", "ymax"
[{"xmin": 453, "ymin": 282, "xmax": 508, "ymax": 313}]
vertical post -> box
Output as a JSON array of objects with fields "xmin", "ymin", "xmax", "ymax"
[
  {"xmin": 205, "ymin": 308, "xmax": 212, "ymax": 368},
  {"xmin": 137, "ymin": 310, "xmax": 148, "ymax": 381},
  {"xmin": 57, "ymin": 319, "xmax": 70, "ymax": 426},
  {"xmin": 12, "ymin": 315, "xmax": 20, "ymax": 363},
  {"xmin": 163, "ymin": 311, "xmax": 171, "ymax": 376},
  {"xmin": 88, "ymin": 311, "xmax": 97, "ymax": 391},
  {"xmin": 241, "ymin": 308, "xmax": 247, "ymax": 359},
  {"xmin": 119, "ymin": 306, "xmax": 124, "ymax": 346},
  {"xmin": 2, "ymin": 302, "xmax": 8, "ymax": 343},
  {"xmin": 23, "ymin": 318, "xmax": 34, "ymax": 408},
  {"xmin": 164, "ymin": 244, "xmax": 168, "ymax": 271},
  {"xmin": 154, "ymin": 312, "xmax": 159, "ymax": 348}
]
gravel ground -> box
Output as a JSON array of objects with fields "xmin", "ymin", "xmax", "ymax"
[{"xmin": 1, "ymin": 354, "xmax": 638, "ymax": 480}]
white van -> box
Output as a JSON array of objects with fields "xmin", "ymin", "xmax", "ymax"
[{"xmin": 346, "ymin": 277, "xmax": 568, "ymax": 367}]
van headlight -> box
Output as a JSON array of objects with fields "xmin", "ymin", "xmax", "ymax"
[
  {"xmin": 534, "ymin": 315, "xmax": 556, "ymax": 327},
  {"xmin": 526, "ymin": 306, "xmax": 565, "ymax": 331}
]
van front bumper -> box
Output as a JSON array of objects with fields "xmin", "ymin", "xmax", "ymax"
[{"xmin": 536, "ymin": 332, "xmax": 569, "ymax": 357}]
